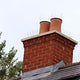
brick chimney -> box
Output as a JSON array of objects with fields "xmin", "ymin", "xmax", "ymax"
[{"xmin": 21, "ymin": 17, "xmax": 77, "ymax": 73}]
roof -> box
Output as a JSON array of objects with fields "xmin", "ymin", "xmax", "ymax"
[
  {"xmin": 35, "ymin": 62, "xmax": 80, "ymax": 80},
  {"xmin": 22, "ymin": 61, "xmax": 80, "ymax": 80},
  {"xmin": 21, "ymin": 30, "xmax": 78, "ymax": 44}
]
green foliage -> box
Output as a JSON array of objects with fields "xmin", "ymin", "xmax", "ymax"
[
  {"xmin": 0, "ymin": 32, "xmax": 6, "ymax": 59},
  {"xmin": 0, "ymin": 32, "xmax": 23, "ymax": 80}
]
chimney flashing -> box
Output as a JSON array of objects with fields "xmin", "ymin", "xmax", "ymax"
[{"xmin": 21, "ymin": 30, "xmax": 78, "ymax": 44}]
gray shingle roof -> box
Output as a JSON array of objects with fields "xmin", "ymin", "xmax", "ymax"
[
  {"xmin": 35, "ymin": 62, "xmax": 80, "ymax": 80},
  {"xmin": 22, "ymin": 62, "xmax": 80, "ymax": 80}
]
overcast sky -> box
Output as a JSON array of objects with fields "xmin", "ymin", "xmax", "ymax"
[{"xmin": 0, "ymin": 0, "xmax": 80, "ymax": 62}]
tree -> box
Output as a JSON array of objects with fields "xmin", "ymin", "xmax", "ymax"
[{"xmin": 0, "ymin": 32, "xmax": 23, "ymax": 80}]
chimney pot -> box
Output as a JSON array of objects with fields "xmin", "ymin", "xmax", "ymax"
[
  {"xmin": 50, "ymin": 18, "xmax": 62, "ymax": 32},
  {"xmin": 39, "ymin": 21, "xmax": 50, "ymax": 34}
]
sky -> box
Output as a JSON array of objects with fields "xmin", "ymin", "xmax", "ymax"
[{"xmin": 0, "ymin": 0, "xmax": 80, "ymax": 62}]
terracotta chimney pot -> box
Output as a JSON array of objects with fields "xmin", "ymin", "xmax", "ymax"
[
  {"xmin": 39, "ymin": 21, "xmax": 50, "ymax": 34},
  {"xmin": 50, "ymin": 18, "xmax": 62, "ymax": 32}
]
